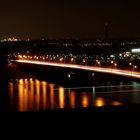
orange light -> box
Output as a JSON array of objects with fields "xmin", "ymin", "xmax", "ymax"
[
  {"xmin": 70, "ymin": 91, "xmax": 75, "ymax": 108},
  {"xmin": 111, "ymin": 61, "xmax": 114, "ymax": 64},
  {"xmin": 98, "ymin": 61, "xmax": 100, "ymax": 65},
  {"xmin": 18, "ymin": 55, "xmax": 22, "ymax": 59},
  {"xmin": 60, "ymin": 58, "xmax": 63, "ymax": 62},
  {"xmin": 59, "ymin": 87, "xmax": 65, "ymax": 108},
  {"xmin": 71, "ymin": 58, "xmax": 74, "ymax": 62},
  {"xmin": 82, "ymin": 94, "xmax": 89, "ymax": 108},
  {"xmin": 112, "ymin": 101, "xmax": 122, "ymax": 106},
  {"xmin": 83, "ymin": 59, "xmax": 86, "ymax": 63},
  {"xmin": 95, "ymin": 98, "xmax": 105, "ymax": 107},
  {"xmin": 114, "ymin": 63, "xmax": 117, "ymax": 66}
]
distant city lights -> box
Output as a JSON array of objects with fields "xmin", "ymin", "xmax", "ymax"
[
  {"xmin": 131, "ymin": 48, "xmax": 140, "ymax": 53},
  {"xmin": 1, "ymin": 37, "xmax": 21, "ymax": 42}
]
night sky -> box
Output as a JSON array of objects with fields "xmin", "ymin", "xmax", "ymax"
[{"xmin": 0, "ymin": 0, "xmax": 140, "ymax": 39}]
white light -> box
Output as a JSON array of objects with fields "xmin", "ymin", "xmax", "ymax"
[
  {"xmin": 68, "ymin": 74, "xmax": 71, "ymax": 78},
  {"xmin": 132, "ymin": 49, "xmax": 140, "ymax": 53}
]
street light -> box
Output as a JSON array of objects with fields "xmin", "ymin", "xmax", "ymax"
[
  {"xmin": 60, "ymin": 58, "xmax": 63, "ymax": 62},
  {"xmin": 114, "ymin": 63, "xmax": 117, "ymax": 69},
  {"xmin": 129, "ymin": 62, "xmax": 133, "ymax": 72},
  {"xmin": 97, "ymin": 61, "xmax": 101, "ymax": 67},
  {"xmin": 133, "ymin": 65, "xmax": 137, "ymax": 71},
  {"xmin": 130, "ymin": 65, "xmax": 138, "ymax": 74},
  {"xmin": 111, "ymin": 60, "xmax": 114, "ymax": 64},
  {"xmin": 129, "ymin": 62, "xmax": 132, "ymax": 66},
  {"xmin": 83, "ymin": 59, "xmax": 87, "ymax": 65},
  {"xmin": 71, "ymin": 58, "xmax": 74, "ymax": 63}
]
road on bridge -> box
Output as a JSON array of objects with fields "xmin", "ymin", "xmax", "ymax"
[{"xmin": 13, "ymin": 60, "xmax": 140, "ymax": 79}]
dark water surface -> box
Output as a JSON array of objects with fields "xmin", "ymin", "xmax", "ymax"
[{"xmin": 0, "ymin": 75, "xmax": 140, "ymax": 112}]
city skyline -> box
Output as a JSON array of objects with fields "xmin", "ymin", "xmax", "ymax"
[{"xmin": 0, "ymin": 0, "xmax": 140, "ymax": 39}]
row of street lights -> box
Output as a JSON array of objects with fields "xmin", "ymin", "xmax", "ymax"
[
  {"xmin": 129, "ymin": 63, "xmax": 137, "ymax": 72},
  {"xmin": 16, "ymin": 54, "xmax": 138, "ymax": 72},
  {"xmin": 96, "ymin": 60, "xmax": 117, "ymax": 69},
  {"xmin": 111, "ymin": 61, "xmax": 117, "ymax": 69},
  {"xmin": 96, "ymin": 60, "xmax": 138, "ymax": 72}
]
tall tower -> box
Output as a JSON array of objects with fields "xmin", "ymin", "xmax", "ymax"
[{"xmin": 105, "ymin": 22, "xmax": 109, "ymax": 40}]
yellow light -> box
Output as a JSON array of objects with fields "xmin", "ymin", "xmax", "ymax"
[
  {"xmin": 50, "ymin": 84, "xmax": 54, "ymax": 109},
  {"xmin": 71, "ymin": 58, "xmax": 74, "ymax": 62},
  {"xmin": 83, "ymin": 59, "xmax": 86, "ymax": 63},
  {"xmin": 35, "ymin": 80, "xmax": 40, "ymax": 111},
  {"xmin": 29, "ymin": 78, "xmax": 34, "ymax": 111},
  {"xmin": 18, "ymin": 79, "xmax": 24, "ymax": 112},
  {"xmin": 82, "ymin": 94, "xmax": 89, "ymax": 108},
  {"xmin": 19, "ymin": 79, "xmax": 23, "ymax": 85},
  {"xmin": 95, "ymin": 98, "xmax": 105, "ymax": 107},
  {"xmin": 129, "ymin": 63, "xmax": 132, "ymax": 66},
  {"xmin": 59, "ymin": 87, "xmax": 65, "ymax": 108},
  {"xmin": 42, "ymin": 81, "xmax": 47, "ymax": 110},
  {"xmin": 60, "ymin": 58, "xmax": 63, "ymax": 62},
  {"xmin": 18, "ymin": 55, "xmax": 22, "ymax": 59}
]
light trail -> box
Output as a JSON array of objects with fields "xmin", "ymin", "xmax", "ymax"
[{"xmin": 13, "ymin": 60, "xmax": 140, "ymax": 79}]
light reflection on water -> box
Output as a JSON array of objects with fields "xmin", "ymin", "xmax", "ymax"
[
  {"xmin": 95, "ymin": 98, "xmax": 105, "ymax": 107},
  {"xmin": 7, "ymin": 78, "xmax": 128, "ymax": 112}
]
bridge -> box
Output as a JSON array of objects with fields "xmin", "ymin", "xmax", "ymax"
[{"xmin": 11, "ymin": 59, "xmax": 140, "ymax": 79}]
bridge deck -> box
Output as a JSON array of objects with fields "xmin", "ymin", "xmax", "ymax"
[{"xmin": 12, "ymin": 60, "xmax": 140, "ymax": 79}]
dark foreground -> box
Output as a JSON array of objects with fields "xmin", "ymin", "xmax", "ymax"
[{"xmin": 6, "ymin": 105, "xmax": 140, "ymax": 114}]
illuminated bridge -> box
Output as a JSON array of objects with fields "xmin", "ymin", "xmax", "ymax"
[{"xmin": 12, "ymin": 59, "xmax": 140, "ymax": 80}]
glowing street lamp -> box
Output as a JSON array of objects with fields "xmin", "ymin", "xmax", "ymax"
[
  {"xmin": 83, "ymin": 59, "xmax": 86, "ymax": 63},
  {"xmin": 133, "ymin": 65, "xmax": 137, "ymax": 71},
  {"xmin": 83, "ymin": 59, "xmax": 87, "ymax": 65},
  {"xmin": 129, "ymin": 62, "xmax": 133, "ymax": 72},
  {"xmin": 98, "ymin": 61, "xmax": 101, "ymax": 66},
  {"xmin": 71, "ymin": 58, "xmax": 74, "ymax": 62},
  {"xmin": 114, "ymin": 63, "xmax": 117, "ymax": 69},
  {"xmin": 111, "ymin": 60, "xmax": 114, "ymax": 64},
  {"xmin": 18, "ymin": 55, "xmax": 22, "ymax": 59},
  {"xmin": 130, "ymin": 65, "xmax": 138, "ymax": 74},
  {"xmin": 129, "ymin": 62, "xmax": 132, "ymax": 66},
  {"xmin": 110, "ymin": 60, "xmax": 114, "ymax": 70},
  {"xmin": 95, "ymin": 60, "xmax": 100, "ymax": 66},
  {"xmin": 95, "ymin": 59, "xmax": 99, "ymax": 64},
  {"xmin": 60, "ymin": 58, "xmax": 63, "ymax": 62}
]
